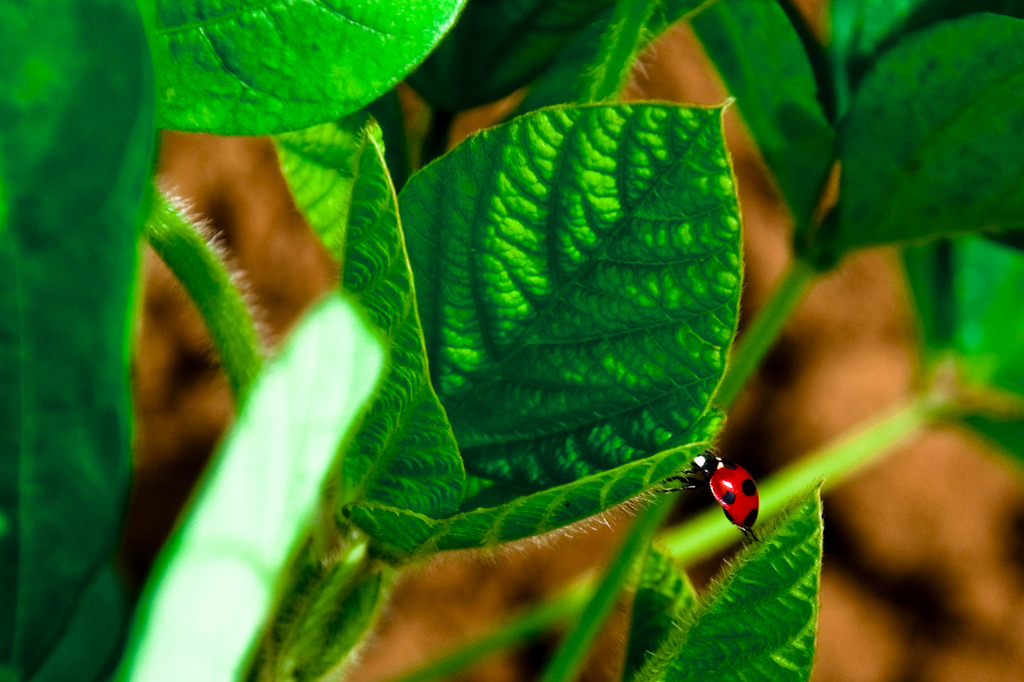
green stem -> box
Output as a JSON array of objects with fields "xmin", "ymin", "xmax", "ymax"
[
  {"xmin": 715, "ymin": 257, "xmax": 818, "ymax": 409},
  {"xmin": 583, "ymin": 0, "xmax": 657, "ymax": 103},
  {"xmin": 538, "ymin": 495, "xmax": 676, "ymax": 682},
  {"xmin": 389, "ymin": 583, "xmax": 592, "ymax": 682},
  {"xmin": 659, "ymin": 395, "xmax": 944, "ymax": 564},
  {"xmin": 144, "ymin": 191, "xmax": 264, "ymax": 405}
]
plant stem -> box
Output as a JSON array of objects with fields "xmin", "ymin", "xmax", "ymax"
[
  {"xmin": 715, "ymin": 257, "xmax": 818, "ymax": 409},
  {"xmin": 538, "ymin": 495, "xmax": 676, "ymax": 682},
  {"xmin": 389, "ymin": 582, "xmax": 592, "ymax": 682},
  {"xmin": 658, "ymin": 395, "xmax": 943, "ymax": 564},
  {"xmin": 144, "ymin": 191, "xmax": 264, "ymax": 405}
]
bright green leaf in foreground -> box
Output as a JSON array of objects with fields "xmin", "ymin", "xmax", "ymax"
[
  {"xmin": 276, "ymin": 117, "xmax": 465, "ymax": 520},
  {"xmin": 0, "ymin": 0, "xmax": 153, "ymax": 676},
  {"xmin": 401, "ymin": 104, "xmax": 742, "ymax": 491},
  {"xmin": 142, "ymin": 0, "xmax": 465, "ymax": 134},
  {"xmin": 119, "ymin": 295, "xmax": 385, "ymax": 681},
  {"xmin": 819, "ymin": 14, "xmax": 1024, "ymax": 262},
  {"xmin": 409, "ymin": 0, "xmax": 613, "ymax": 111},
  {"xmin": 634, "ymin": 484, "xmax": 823, "ymax": 682},
  {"xmin": 691, "ymin": 0, "xmax": 834, "ymax": 232}
]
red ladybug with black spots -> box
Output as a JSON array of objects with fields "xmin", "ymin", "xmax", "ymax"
[{"xmin": 664, "ymin": 454, "xmax": 759, "ymax": 539}]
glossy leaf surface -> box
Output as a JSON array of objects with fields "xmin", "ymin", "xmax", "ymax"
[
  {"xmin": 276, "ymin": 118, "xmax": 465, "ymax": 519},
  {"xmin": 691, "ymin": 0, "xmax": 834, "ymax": 230},
  {"xmin": 409, "ymin": 0, "xmax": 613, "ymax": 111},
  {"xmin": 0, "ymin": 0, "xmax": 153, "ymax": 676},
  {"xmin": 120, "ymin": 295, "xmax": 385, "ymax": 681},
  {"xmin": 635, "ymin": 485, "xmax": 823, "ymax": 682},
  {"xmin": 821, "ymin": 14, "xmax": 1024, "ymax": 260},
  {"xmin": 347, "ymin": 416, "xmax": 720, "ymax": 562},
  {"xmin": 142, "ymin": 0, "xmax": 464, "ymax": 134},
  {"xmin": 623, "ymin": 548, "xmax": 697, "ymax": 680},
  {"xmin": 401, "ymin": 103, "xmax": 742, "ymax": 491}
]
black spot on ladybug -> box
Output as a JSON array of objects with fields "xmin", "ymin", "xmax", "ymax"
[
  {"xmin": 722, "ymin": 490, "xmax": 736, "ymax": 505},
  {"xmin": 742, "ymin": 479, "xmax": 756, "ymax": 496},
  {"xmin": 721, "ymin": 460, "xmax": 738, "ymax": 469},
  {"xmin": 723, "ymin": 508, "xmax": 738, "ymax": 524},
  {"xmin": 742, "ymin": 509, "xmax": 758, "ymax": 528}
]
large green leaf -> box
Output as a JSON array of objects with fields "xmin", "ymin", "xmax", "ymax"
[
  {"xmin": 142, "ymin": 0, "xmax": 465, "ymax": 134},
  {"xmin": 623, "ymin": 548, "xmax": 697, "ymax": 680},
  {"xmin": 904, "ymin": 237, "xmax": 1024, "ymax": 466},
  {"xmin": 817, "ymin": 14, "xmax": 1024, "ymax": 262},
  {"xmin": 408, "ymin": 0, "xmax": 614, "ymax": 111},
  {"xmin": 119, "ymin": 294, "xmax": 385, "ymax": 681},
  {"xmin": 347, "ymin": 414, "xmax": 721, "ymax": 562},
  {"xmin": 401, "ymin": 103, "xmax": 742, "ymax": 491},
  {"xmin": 634, "ymin": 484, "xmax": 823, "ymax": 682},
  {"xmin": 0, "ymin": 0, "xmax": 153, "ymax": 677},
  {"xmin": 276, "ymin": 117, "xmax": 465, "ymax": 519},
  {"xmin": 690, "ymin": 0, "xmax": 834, "ymax": 232},
  {"xmin": 515, "ymin": 0, "xmax": 708, "ymax": 114}
]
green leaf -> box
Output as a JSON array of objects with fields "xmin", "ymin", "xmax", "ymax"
[
  {"xmin": 623, "ymin": 548, "xmax": 697, "ymax": 680},
  {"xmin": 119, "ymin": 294, "xmax": 385, "ymax": 681},
  {"xmin": 634, "ymin": 484, "xmax": 823, "ymax": 682},
  {"xmin": 142, "ymin": 0, "xmax": 465, "ymax": 134},
  {"xmin": 408, "ymin": 0, "xmax": 614, "ymax": 111},
  {"xmin": 347, "ymin": 413, "xmax": 721, "ymax": 562},
  {"xmin": 582, "ymin": 0, "xmax": 658, "ymax": 103},
  {"xmin": 276, "ymin": 118, "xmax": 465, "ymax": 520},
  {"xmin": 818, "ymin": 14, "xmax": 1024, "ymax": 261},
  {"xmin": 29, "ymin": 567, "xmax": 128, "ymax": 682},
  {"xmin": 0, "ymin": 0, "xmax": 153, "ymax": 676},
  {"xmin": 690, "ymin": 0, "xmax": 834, "ymax": 231},
  {"xmin": 904, "ymin": 237, "xmax": 1024, "ymax": 465},
  {"xmin": 516, "ymin": 0, "xmax": 708, "ymax": 114},
  {"xmin": 401, "ymin": 103, "xmax": 742, "ymax": 491}
]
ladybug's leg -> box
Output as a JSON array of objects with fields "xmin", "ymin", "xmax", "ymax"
[
  {"xmin": 659, "ymin": 474, "xmax": 702, "ymax": 492},
  {"xmin": 739, "ymin": 526, "xmax": 759, "ymax": 542}
]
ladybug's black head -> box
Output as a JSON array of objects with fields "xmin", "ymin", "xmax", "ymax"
[{"xmin": 690, "ymin": 454, "xmax": 720, "ymax": 478}]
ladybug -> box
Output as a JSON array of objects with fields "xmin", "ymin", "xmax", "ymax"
[{"xmin": 664, "ymin": 454, "xmax": 759, "ymax": 538}]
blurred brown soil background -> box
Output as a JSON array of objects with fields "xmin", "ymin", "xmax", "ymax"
[{"xmin": 123, "ymin": 3, "xmax": 1024, "ymax": 680}]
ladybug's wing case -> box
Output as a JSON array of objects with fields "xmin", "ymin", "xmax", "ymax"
[{"xmin": 708, "ymin": 463, "xmax": 759, "ymax": 530}]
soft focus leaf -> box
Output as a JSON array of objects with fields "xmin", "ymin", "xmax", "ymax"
[
  {"xmin": 401, "ymin": 103, "xmax": 742, "ymax": 491},
  {"xmin": 623, "ymin": 548, "xmax": 697, "ymax": 680},
  {"xmin": 409, "ymin": 0, "xmax": 613, "ymax": 111},
  {"xmin": 691, "ymin": 0, "xmax": 834, "ymax": 231},
  {"xmin": 0, "ymin": 0, "xmax": 153, "ymax": 676},
  {"xmin": 276, "ymin": 118, "xmax": 465, "ymax": 520},
  {"xmin": 635, "ymin": 484, "xmax": 823, "ymax": 682},
  {"xmin": 142, "ymin": 0, "xmax": 465, "ymax": 134},
  {"xmin": 819, "ymin": 14, "xmax": 1024, "ymax": 261},
  {"xmin": 119, "ymin": 295, "xmax": 385, "ymax": 681}
]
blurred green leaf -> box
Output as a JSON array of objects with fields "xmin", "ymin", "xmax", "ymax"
[
  {"xmin": 401, "ymin": 103, "xmax": 742, "ymax": 491},
  {"xmin": 691, "ymin": 0, "xmax": 834, "ymax": 231},
  {"xmin": 119, "ymin": 295, "xmax": 385, "ymax": 681},
  {"xmin": 0, "ymin": 0, "xmax": 153, "ymax": 676},
  {"xmin": 30, "ymin": 567, "xmax": 127, "ymax": 682},
  {"xmin": 623, "ymin": 548, "xmax": 697, "ymax": 680},
  {"xmin": 409, "ymin": 0, "xmax": 613, "ymax": 111},
  {"xmin": 516, "ymin": 0, "xmax": 707, "ymax": 114},
  {"xmin": 347, "ymin": 413, "xmax": 721, "ymax": 562},
  {"xmin": 634, "ymin": 484, "xmax": 823, "ymax": 682},
  {"xmin": 276, "ymin": 118, "xmax": 465, "ymax": 520},
  {"xmin": 819, "ymin": 14, "xmax": 1024, "ymax": 261},
  {"xmin": 142, "ymin": 0, "xmax": 465, "ymax": 134}
]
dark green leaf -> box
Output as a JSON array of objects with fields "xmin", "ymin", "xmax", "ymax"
[
  {"xmin": 516, "ymin": 0, "xmax": 708, "ymax": 114},
  {"xmin": 623, "ymin": 548, "xmax": 697, "ymax": 680},
  {"xmin": 819, "ymin": 14, "xmax": 1024, "ymax": 261},
  {"xmin": 119, "ymin": 295, "xmax": 385, "ymax": 680},
  {"xmin": 142, "ymin": 0, "xmax": 465, "ymax": 134},
  {"xmin": 276, "ymin": 118, "xmax": 465, "ymax": 520},
  {"xmin": 409, "ymin": 0, "xmax": 614, "ymax": 111},
  {"xmin": 634, "ymin": 484, "xmax": 823, "ymax": 682},
  {"xmin": 691, "ymin": 0, "xmax": 834, "ymax": 231},
  {"xmin": 0, "ymin": 0, "xmax": 153, "ymax": 676},
  {"xmin": 347, "ymin": 415, "xmax": 721, "ymax": 562},
  {"xmin": 401, "ymin": 103, "xmax": 742, "ymax": 491}
]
